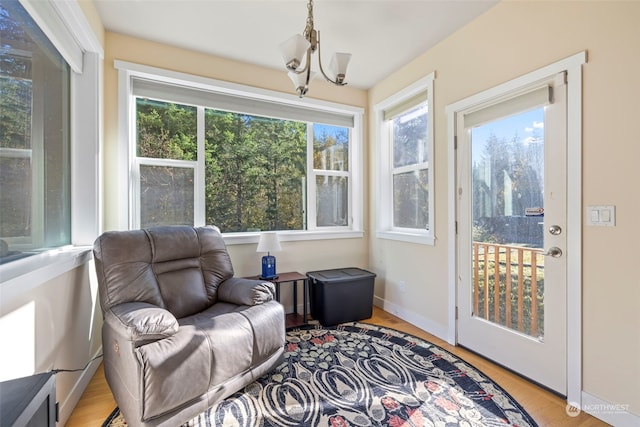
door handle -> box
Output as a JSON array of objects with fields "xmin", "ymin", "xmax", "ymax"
[{"xmin": 544, "ymin": 247, "xmax": 563, "ymax": 258}]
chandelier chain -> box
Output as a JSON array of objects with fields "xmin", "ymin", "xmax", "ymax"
[{"xmin": 304, "ymin": 0, "xmax": 314, "ymax": 39}]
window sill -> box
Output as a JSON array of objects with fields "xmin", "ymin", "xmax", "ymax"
[
  {"xmin": 0, "ymin": 246, "xmax": 93, "ymax": 301},
  {"xmin": 376, "ymin": 230, "xmax": 435, "ymax": 246},
  {"xmin": 223, "ymin": 229, "xmax": 364, "ymax": 245}
]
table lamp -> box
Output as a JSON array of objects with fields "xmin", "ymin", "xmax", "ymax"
[{"xmin": 257, "ymin": 232, "xmax": 281, "ymax": 279}]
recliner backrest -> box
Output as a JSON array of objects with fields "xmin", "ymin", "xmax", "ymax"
[{"xmin": 93, "ymin": 225, "xmax": 234, "ymax": 318}]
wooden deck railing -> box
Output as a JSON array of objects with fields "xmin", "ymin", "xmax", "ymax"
[{"xmin": 472, "ymin": 242, "xmax": 544, "ymax": 337}]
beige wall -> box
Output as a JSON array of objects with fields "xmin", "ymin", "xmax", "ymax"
[
  {"xmin": 77, "ymin": 0, "xmax": 105, "ymax": 47},
  {"xmin": 102, "ymin": 33, "xmax": 369, "ymax": 304},
  {"xmin": 369, "ymin": 0, "xmax": 639, "ymax": 416}
]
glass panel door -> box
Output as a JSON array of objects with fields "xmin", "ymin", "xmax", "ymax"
[{"xmin": 471, "ymin": 107, "xmax": 545, "ymax": 340}]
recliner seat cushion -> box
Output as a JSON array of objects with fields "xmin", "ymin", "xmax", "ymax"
[{"xmin": 137, "ymin": 301, "xmax": 284, "ymax": 420}]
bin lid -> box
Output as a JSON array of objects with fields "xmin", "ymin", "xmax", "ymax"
[{"xmin": 307, "ymin": 267, "xmax": 376, "ymax": 283}]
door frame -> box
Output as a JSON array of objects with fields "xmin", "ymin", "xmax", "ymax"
[{"xmin": 445, "ymin": 51, "xmax": 586, "ymax": 405}]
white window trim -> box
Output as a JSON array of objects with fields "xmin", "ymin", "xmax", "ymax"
[
  {"xmin": 375, "ymin": 72, "xmax": 435, "ymax": 245},
  {"xmin": 0, "ymin": 0, "xmax": 103, "ymax": 286},
  {"xmin": 116, "ymin": 61, "xmax": 364, "ymax": 245}
]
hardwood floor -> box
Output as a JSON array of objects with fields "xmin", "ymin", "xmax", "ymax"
[{"xmin": 66, "ymin": 306, "xmax": 608, "ymax": 426}]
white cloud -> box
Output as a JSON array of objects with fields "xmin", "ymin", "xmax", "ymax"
[
  {"xmin": 533, "ymin": 121, "xmax": 544, "ymax": 129},
  {"xmin": 525, "ymin": 126, "xmax": 533, "ymax": 133}
]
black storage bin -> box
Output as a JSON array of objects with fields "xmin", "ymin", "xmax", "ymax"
[{"xmin": 307, "ymin": 268, "xmax": 376, "ymax": 326}]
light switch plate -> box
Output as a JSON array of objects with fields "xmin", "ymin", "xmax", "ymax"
[{"xmin": 586, "ymin": 205, "xmax": 615, "ymax": 226}]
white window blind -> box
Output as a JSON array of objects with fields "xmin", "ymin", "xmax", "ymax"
[
  {"xmin": 383, "ymin": 90, "xmax": 429, "ymax": 121},
  {"xmin": 463, "ymin": 85, "xmax": 553, "ymax": 129},
  {"xmin": 132, "ymin": 78, "xmax": 354, "ymax": 128}
]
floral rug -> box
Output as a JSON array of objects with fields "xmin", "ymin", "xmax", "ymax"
[{"xmin": 103, "ymin": 322, "xmax": 537, "ymax": 426}]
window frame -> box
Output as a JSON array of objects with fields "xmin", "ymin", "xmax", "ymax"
[
  {"xmin": 375, "ymin": 73, "xmax": 435, "ymax": 245},
  {"xmin": 307, "ymin": 123, "xmax": 352, "ymax": 230},
  {"xmin": 0, "ymin": 0, "xmax": 103, "ymax": 285},
  {"xmin": 116, "ymin": 61, "xmax": 364, "ymax": 244}
]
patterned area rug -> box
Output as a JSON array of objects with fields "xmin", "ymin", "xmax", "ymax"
[{"xmin": 103, "ymin": 322, "xmax": 537, "ymax": 426}]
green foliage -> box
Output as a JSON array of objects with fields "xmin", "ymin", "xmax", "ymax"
[
  {"xmin": 203, "ymin": 110, "xmax": 306, "ymax": 232},
  {"xmin": 135, "ymin": 99, "xmax": 309, "ymax": 232},
  {"xmin": 136, "ymin": 99, "xmax": 197, "ymax": 160},
  {"xmin": 472, "ymin": 224, "xmax": 498, "ymax": 243}
]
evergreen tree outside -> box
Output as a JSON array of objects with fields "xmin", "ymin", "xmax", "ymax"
[
  {"xmin": 472, "ymin": 108, "xmax": 544, "ymax": 246},
  {"xmin": 135, "ymin": 98, "xmax": 338, "ymax": 233}
]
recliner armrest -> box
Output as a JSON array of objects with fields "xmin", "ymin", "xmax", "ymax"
[
  {"xmin": 107, "ymin": 302, "xmax": 179, "ymax": 346},
  {"xmin": 218, "ymin": 277, "xmax": 275, "ymax": 306}
]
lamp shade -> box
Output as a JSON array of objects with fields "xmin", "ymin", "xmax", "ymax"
[
  {"xmin": 288, "ymin": 70, "xmax": 316, "ymax": 97},
  {"xmin": 279, "ymin": 34, "xmax": 310, "ymax": 70},
  {"xmin": 256, "ymin": 232, "xmax": 281, "ymax": 253},
  {"xmin": 330, "ymin": 52, "xmax": 351, "ymax": 83}
]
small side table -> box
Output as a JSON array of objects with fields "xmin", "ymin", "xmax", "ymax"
[{"xmin": 246, "ymin": 271, "xmax": 308, "ymax": 327}]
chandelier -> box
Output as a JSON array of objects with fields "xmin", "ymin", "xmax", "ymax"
[{"xmin": 279, "ymin": 0, "xmax": 352, "ymax": 98}]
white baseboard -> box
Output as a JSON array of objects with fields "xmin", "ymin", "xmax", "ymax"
[
  {"xmin": 373, "ymin": 296, "xmax": 449, "ymax": 342},
  {"xmin": 579, "ymin": 391, "xmax": 639, "ymax": 427},
  {"xmin": 58, "ymin": 347, "xmax": 103, "ymax": 426}
]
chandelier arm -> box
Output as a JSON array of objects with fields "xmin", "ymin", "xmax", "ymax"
[
  {"xmin": 316, "ymin": 31, "xmax": 347, "ymax": 86},
  {"xmin": 304, "ymin": 48, "xmax": 313, "ymax": 88}
]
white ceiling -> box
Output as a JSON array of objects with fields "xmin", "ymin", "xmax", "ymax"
[{"xmin": 94, "ymin": 0, "xmax": 498, "ymax": 89}]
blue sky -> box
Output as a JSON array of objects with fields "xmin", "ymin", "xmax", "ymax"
[
  {"xmin": 313, "ymin": 123, "xmax": 348, "ymax": 144},
  {"xmin": 471, "ymin": 107, "xmax": 544, "ymax": 164}
]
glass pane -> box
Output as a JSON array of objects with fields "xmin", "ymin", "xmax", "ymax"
[
  {"xmin": 313, "ymin": 124, "xmax": 349, "ymax": 171},
  {"xmin": 136, "ymin": 98, "xmax": 197, "ymax": 160},
  {"xmin": 393, "ymin": 169, "xmax": 429, "ymax": 229},
  {"xmin": 140, "ymin": 165, "xmax": 194, "ymax": 228},
  {"xmin": 316, "ymin": 175, "xmax": 348, "ymax": 227},
  {"xmin": 392, "ymin": 103, "xmax": 428, "ymax": 168},
  {"xmin": 204, "ymin": 109, "xmax": 306, "ymax": 232},
  {"xmin": 0, "ymin": 156, "xmax": 31, "ymax": 236},
  {"xmin": 0, "ymin": 0, "xmax": 71, "ymax": 262},
  {"xmin": 471, "ymin": 107, "xmax": 545, "ymax": 339}
]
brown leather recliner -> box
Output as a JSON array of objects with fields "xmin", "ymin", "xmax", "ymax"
[{"xmin": 93, "ymin": 225, "xmax": 285, "ymax": 427}]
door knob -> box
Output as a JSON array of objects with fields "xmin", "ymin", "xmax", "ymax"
[
  {"xmin": 549, "ymin": 225, "xmax": 562, "ymax": 235},
  {"xmin": 544, "ymin": 247, "xmax": 563, "ymax": 258}
]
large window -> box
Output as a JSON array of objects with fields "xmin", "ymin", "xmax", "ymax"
[
  {"xmin": 375, "ymin": 73, "xmax": 435, "ymax": 244},
  {"xmin": 0, "ymin": 0, "xmax": 70, "ymax": 264},
  {"xmin": 120, "ymin": 63, "xmax": 363, "ymax": 238}
]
